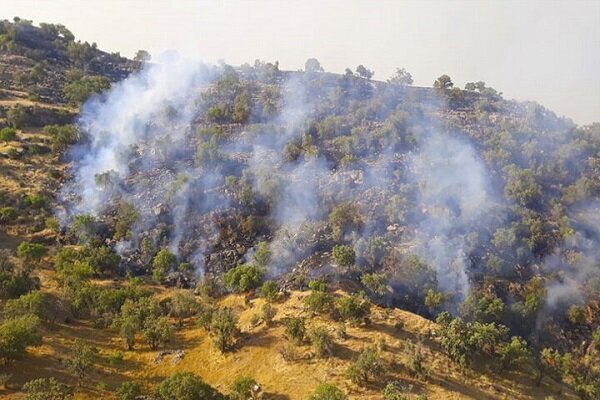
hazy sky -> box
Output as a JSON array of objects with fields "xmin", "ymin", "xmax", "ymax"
[{"xmin": 2, "ymin": 0, "xmax": 599, "ymax": 124}]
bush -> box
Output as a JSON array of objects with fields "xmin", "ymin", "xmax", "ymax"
[
  {"xmin": 64, "ymin": 75, "xmax": 110, "ymax": 105},
  {"xmin": 332, "ymin": 245, "xmax": 355, "ymax": 267},
  {"xmin": 0, "ymin": 127, "xmax": 16, "ymax": 142},
  {"xmin": 43, "ymin": 124, "xmax": 79, "ymax": 153},
  {"xmin": 0, "ymin": 314, "xmax": 41, "ymax": 363},
  {"xmin": 382, "ymin": 381, "xmax": 408, "ymax": 400},
  {"xmin": 346, "ymin": 347, "xmax": 384, "ymax": 386},
  {"xmin": 224, "ymin": 264, "xmax": 265, "ymax": 293},
  {"xmin": 229, "ymin": 376, "xmax": 259, "ymax": 400},
  {"xmin": 309, "ymin": 326, "xmax": 333, "ymax": 358},
  {"xmin": 253, "ymin": 241, "xmax": 272, "ymax": 268},
  {"xmin": 361, "ymin": 273, "xmax": 388, "ymax": 296},
  {"xmin": 0, "ymin": 207, "xmax": 16, "ymax": 224},
  {"xmin": 107, "ymin": 350, "xmax": 124, "ymax": 366},
  {"xmin": 308, "ymin": 383, "xmax": 347, "ymax": 400},
  {"xmin": 117, "ymin": 381, "xmax": 142, "ymax": 400},
  {"xmin": 259, "ymin": 280, "xmax": 279, "ymax": 302},
  {"xmin": 17, "ymin": 242, "xmax": 47, "ymax": 264},
  {"xmin": 336, "ymin": 292, "xmax": 371, "ymax": 325},
  {"xmin": 3, "ymin": 291, "xmax": 58, "ymax": 322},
  {"xmin": 261, "ymin": 303, "xmax": 277, "ymax": 326},
  {"xmin": 285, "ymin": 317, "xmax": 306, "ymax": 345},
  {"xmin": 304, "ymin": 287, "xmax": 333, "ymax": 314},
  {"xmin": 329, "ymin": 203, "xmax": 362, "ymax": 239},
  {"xmin": 499, "ymin": 336, "xmax": 531, "ymax": 371},
  {"xmin": 158, "ymin": 372, "xmax": 224, "ymax": 400},
  {"xmin": 23, "ymin": 377, "xmax": 73, "ymax": 400}
]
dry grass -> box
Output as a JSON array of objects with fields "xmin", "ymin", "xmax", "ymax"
[{"xmin": 0, "ymin": 289, "xmax": 578, "ymax": 400}]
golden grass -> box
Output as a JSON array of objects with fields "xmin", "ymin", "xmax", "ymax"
[{"xmin": 0, "ymin": 289, "xmax": 578, "ymax": 400}]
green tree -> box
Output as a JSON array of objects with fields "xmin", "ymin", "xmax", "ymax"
[
  {"xmin": 309, "ymin": 326, "xmax": 333, "ymax": 358},
  {"xmin": 433, "ymin": 74, "xmax": 453, "ymax": 90},
  {"xmin": 361, "ymin": 273, "xmax": 388, "ymax": 296},
  {"xmin": 332, "ymin": 245, "xmax": 356, "ymax": 267},
  {"xmin": 355, "ymin": 65, "xmax": 374, "ymax": 79},
  {"xmin": 158, "ymin": 372, "xmax": 224, "ymax": 400},
  {"xmin": 336, "ymin": 292, "xmax": 371, "ymax": 325},
  {"xmin": 142, "ymin": 316, "xmax": 173, "ymax": 350},
  {"xmin": 133, "ymin": 49, "xmax": 151, "ymax": 63},
  {"xmin": 259, "ymin": 280, "xmax": 279, "ymax": 302},
  {"xmin": 305, "ymin": 58, "xmax": 324, "ymax": 73},
  {"xmin": 23, "ymin": 377, "xmax": 73, "ymax": 400},
  {"xmin": 65, "ymin": 340, "xmax": 96, "ymax": 386},
  {"xmin": 388, "ymin": 68, "xmax": 413, "ymax": 86},
  {"xmin": 169, "ymin": 291, "xmax": 200, "ymax": 328},
  {"xmin": 253, "ymin": 241, "xmax": 272, "ymax": 268},
  {"xmin": 346, "ymin": 347, "xmax": 384, "ymax": 386},
  {"xmin": 210, "ymin": 307, "xmax": 238, "ymax": 353},
  {"xmin": 499, "ymin": 336, "xmax": 531, "ymax": 371},
  {"xmin": 64, "ymin": 75, "xmax": 110, "ymax": 105},
  {"xmin": 224, "ymin": 264, "xmax": 265, "ymax": 293},
  {"xmin": 284, "ymin": 317, "xmax": 306, "ymax": 345},
  {"xmin": 152, "ymin": 249, "xmax": 178, "ymax": 283},
  {"xmin": 308, "ymin": 383, "xmax": 346, "ymax": 400}
]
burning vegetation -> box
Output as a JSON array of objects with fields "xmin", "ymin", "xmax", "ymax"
[{"xmin": 0, "ymin": 18, "xmax": 599, "ymax": 400}]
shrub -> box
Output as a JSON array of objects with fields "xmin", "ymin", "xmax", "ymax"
[
  {"xmin": 304, "ymin": 289, "xmax": 333, "ymax": 314},
  {"xmin": 346, "ymin": 347, "xmax": 384, "ymax": 386},
  {"xmin": 566, "ymin": 304, "xmax": 585, "ymax": 325},
  {"xmin": 158, "ymin": 372, "xmax": 224, "ymax": 400},
  {"xmin": 332, "ymin": 245, "xmax": 355, "ymax": 267},
  {"xmin": 253, "ymin": 241, "xmax": 272, "ymax": 268},
  {"xmin": 64, "ymin": 75, "xmax": 110, "ymax": 105},
  {"xmin": 308, "ymin": 383, "xmax": 347, "ymax": 400},
  {"xmin": 499, "ymin": 336, "xmax": 531, "ymax": 371},
  {"xmin": 285, "ymin": 317, "xmax": 306, "ymax": 345},
  {"xmin": 229, "ymin": 376, "xmax": 259, "ymax": 400},
  {"xmin": 361, "ymin": 273, "xmax": 388, "ymax": 296},
  {"xmin": 224, "ymin": 264, "xmax": 265, "ymax": 293},
  {"xmin": 0, "ymin": 207, "xmax": 16, "ymax": 224},
  {"xmin": 382, "ymin": 381, "xmax": 408, "ymax": 400},
  {"xmin": 116, "ymin": 382, "xmax": 142, "ymax": 400},
  {"xmin": 210, "ymin": 307, "xmax": 238, "ymax": 353},
  {"xmin": 43, "ymin": 124, "xmax": 79, "ymax": 153},
  {"xmin": 0, "ymin": 127, "xmax": 16, "ymax": 142},
  {"xmin": 107, "ymin": 350, "xmax": 124, "ymax": 366},
  {"xmin": 259, "ymin": 280, "xmax": 279, "ymax": 302},
  {"xmin": 261, "ymin": 303, "xmax": 277, "ymax": 326},
  {"xmin": 329, "ymin": 203, "xmax": 362, "ymax": 239},
  {"xmin": 65, "ymin": 340, "xmax": 96, "ymax": 385},
  {"xmin": 23, "ymin": 377, "xmax": 73, "ymax": 400},
  {"xmin": 336, "ymin": 292, "xmax": 371, "ymax": 325},
  {"xmin": 17, "ymin": 242, "xmax": 47, "ymax": 264},
  {"xmin": 309, "ymin": 326, "xmax": 333, "ymax": 358},
  {"xmin": 0, "ymin": 314, "xmax": 41, "ymax": 363}
]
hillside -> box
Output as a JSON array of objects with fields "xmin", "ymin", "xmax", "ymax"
[{"xmin": 0, "ymin": 18, "xmax": 599, "ymax": 400}]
